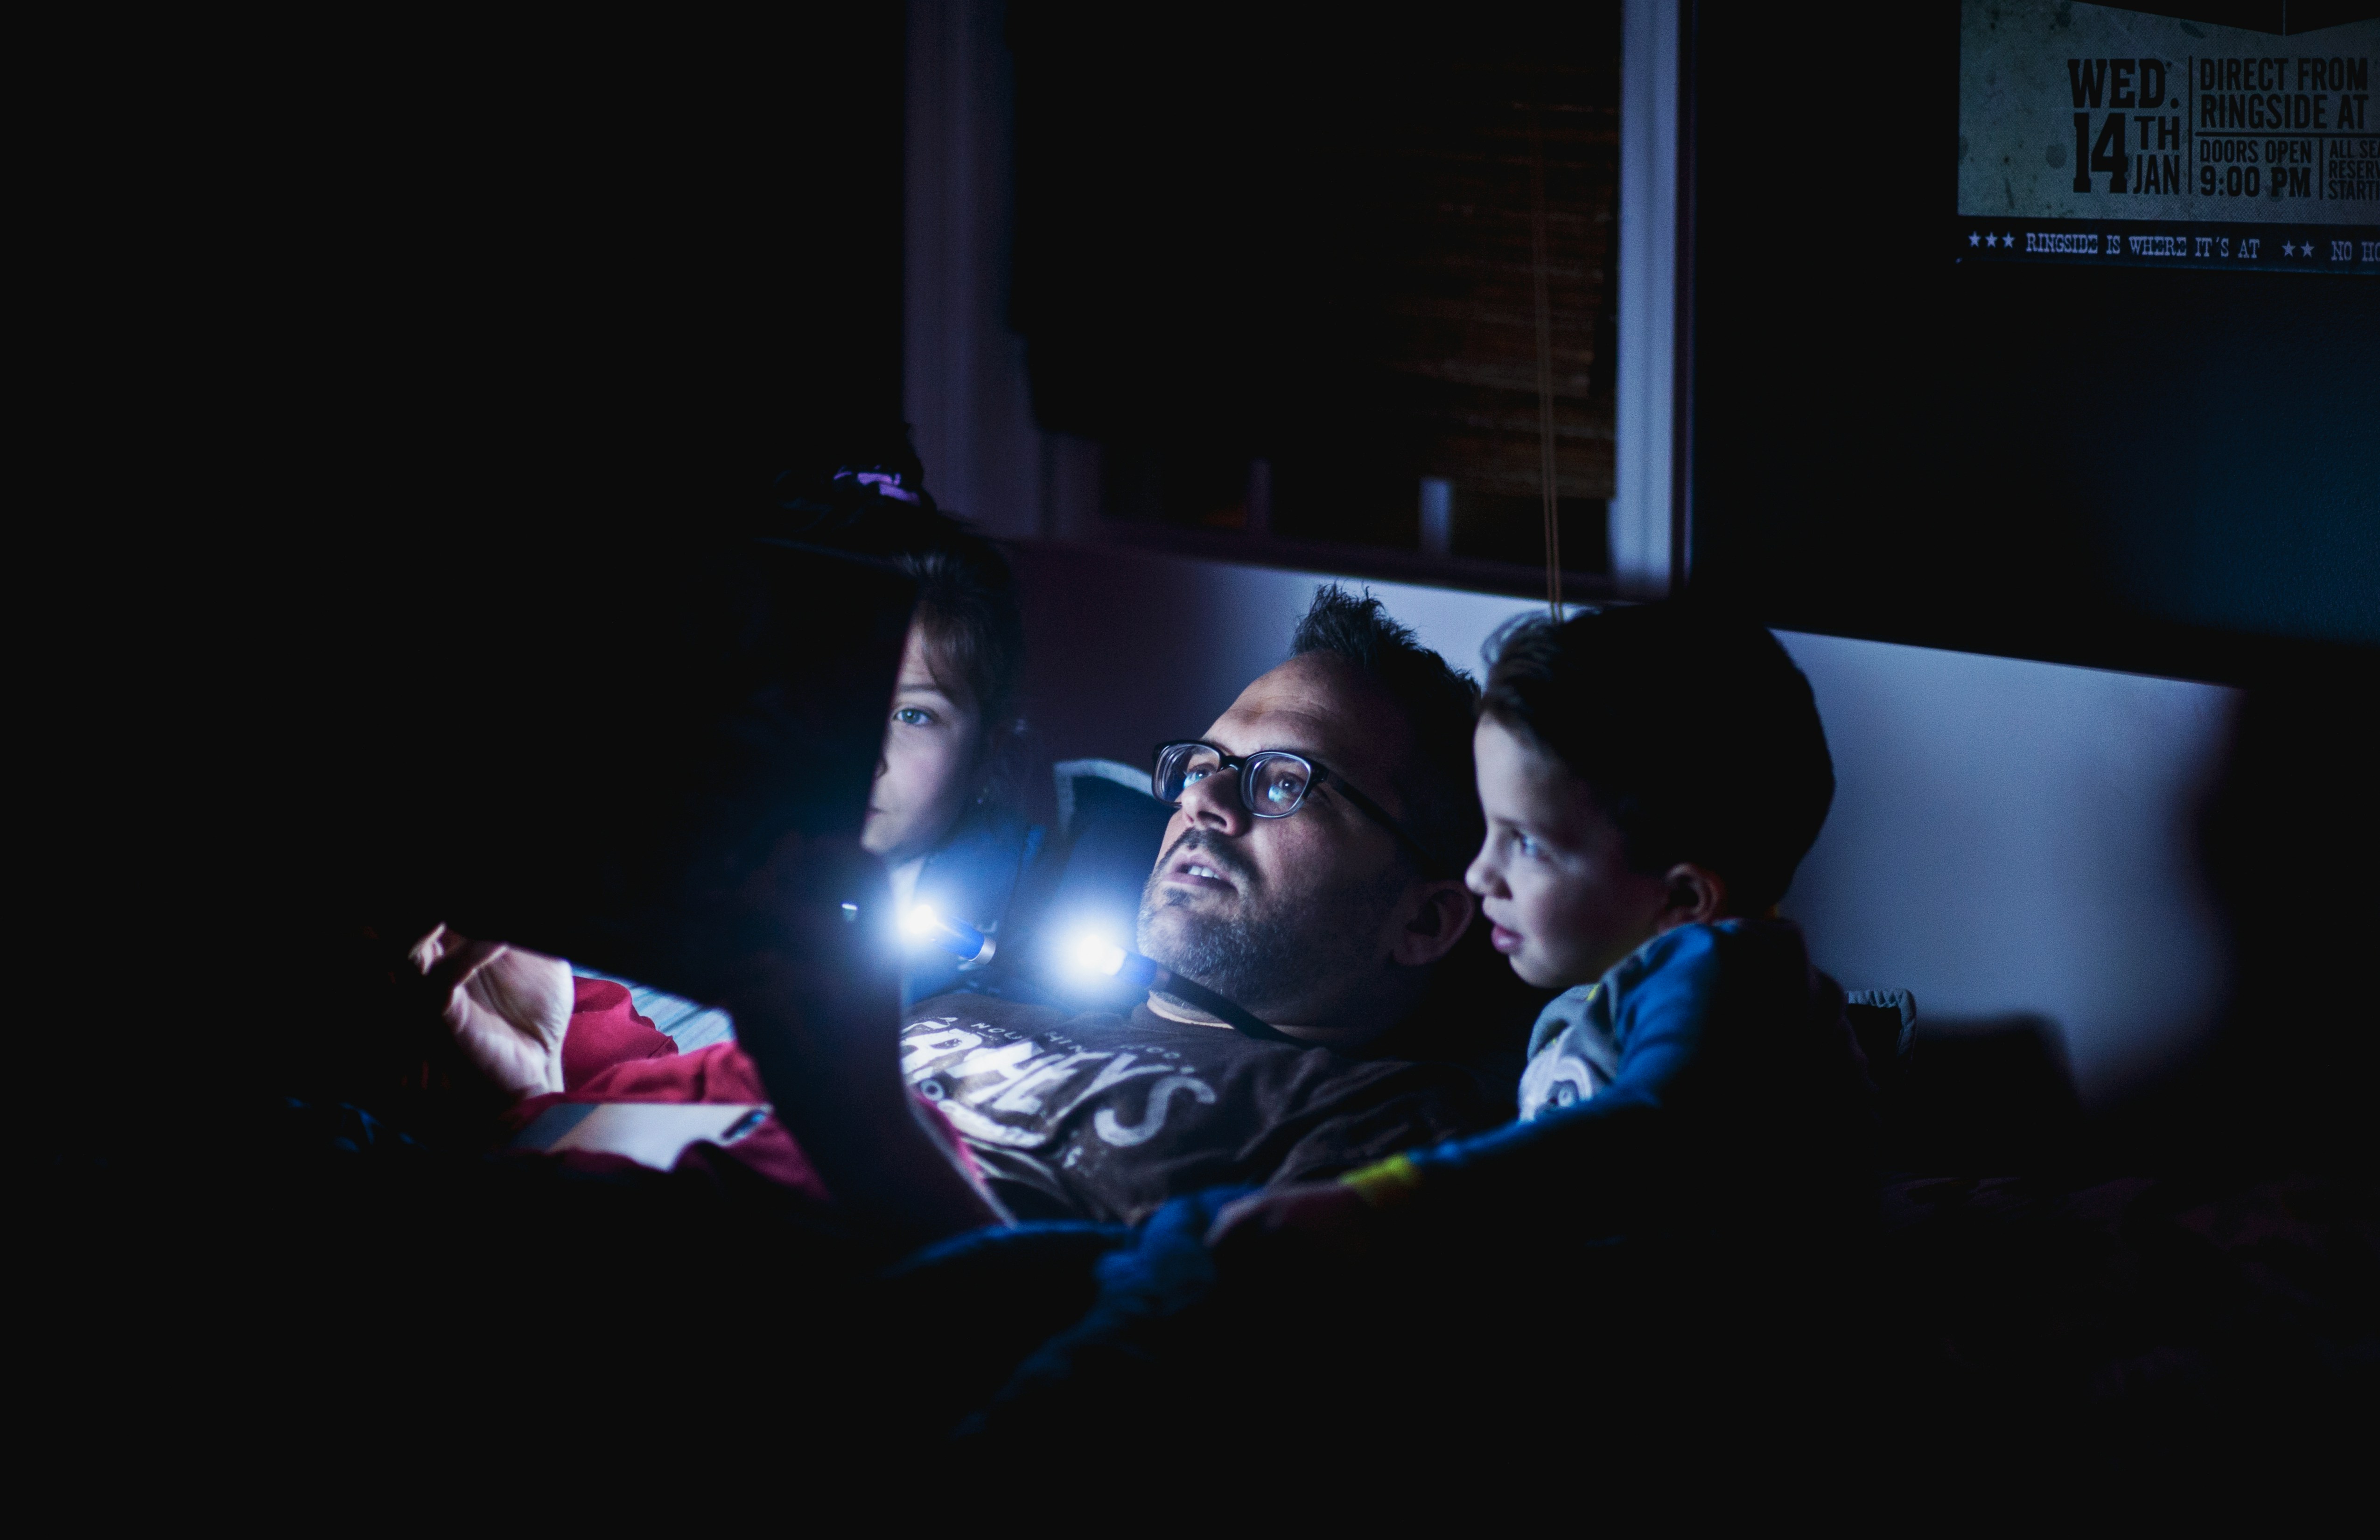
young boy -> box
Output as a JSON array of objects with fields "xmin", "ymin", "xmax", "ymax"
[{"xmin": 1209, "ymin": 602, "xmax": 1876, "ymax": 1253}]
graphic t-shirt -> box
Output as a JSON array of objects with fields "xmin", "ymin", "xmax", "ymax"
[{"xmin": 900, "ymin": 994, "xmax": 1500, "ymax": 1224}]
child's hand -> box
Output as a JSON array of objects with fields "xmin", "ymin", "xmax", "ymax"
[
  {"xmin": 1205, "ymin": 1181, "xmax": 1379, "ymax": 1267},
  {"xmin": 410, "ymin": 924, "xmax": 573, "ymax": 1101}
]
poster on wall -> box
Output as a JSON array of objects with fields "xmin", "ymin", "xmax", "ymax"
[{"xmin": 1959, "ymin": 1, "xmax": 2379, "ymax": 272}]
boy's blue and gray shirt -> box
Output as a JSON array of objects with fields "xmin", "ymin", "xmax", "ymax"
[
  {"xmin": 1516, "ymin": 976, "xmax": 1620, "ymax": 1118},
  {"xmin": 1375, "ymin": 919, "xmax": 1878, "ymax": 1230}
]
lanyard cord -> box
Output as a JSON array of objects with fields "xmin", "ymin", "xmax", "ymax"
[{"xmin": 1529, "ymin": 101, "xmax": 1563, "ymax": 623}]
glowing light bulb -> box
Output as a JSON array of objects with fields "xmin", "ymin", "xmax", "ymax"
[
  {"xmin": 1068, "ymin": 931, "xmax": 1129, "ymax": 978},
  {"xmin": 901, "ymin": 903, "xmax": 991, "ymax": 963}
]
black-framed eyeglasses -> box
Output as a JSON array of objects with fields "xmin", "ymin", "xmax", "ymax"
[{"xmin": 1153, "ymin": 741, "xmax": 1446, "ymax": 875}]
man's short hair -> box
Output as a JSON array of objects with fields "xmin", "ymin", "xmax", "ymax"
[
  {"xmin": 1482, "ymin": 603, "xmax": 1834, "ymax": 914},
  {"xmin": 1290, "ymin": 586, "xmax": 1484, "ymax": 877}
]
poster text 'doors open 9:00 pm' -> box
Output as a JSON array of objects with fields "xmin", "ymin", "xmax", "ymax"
[{"xmin": 1960, "ymin": 1, "xmax": 2379, "ymax": 274}]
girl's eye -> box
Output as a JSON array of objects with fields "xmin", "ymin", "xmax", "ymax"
[
  {"xmin": 1513, "ymin": 831, "xmax": 1543, "ymax": 858},
  {"xmin": 894, "ymin": 706, "xmax": 934, "ymax": 727}
]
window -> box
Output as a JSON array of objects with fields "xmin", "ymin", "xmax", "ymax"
[{"xmin": 1003, "ymin": 5, "xmax": 1627, "ymax": 601}]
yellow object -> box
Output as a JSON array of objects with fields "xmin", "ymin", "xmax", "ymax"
[{"xmin": 1340, "ymin": 1152, "xmax": 1425, "ymax": 1208}]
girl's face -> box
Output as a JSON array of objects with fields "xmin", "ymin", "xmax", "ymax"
[
  {"xmin": 1464, "ymin": 716, "xmax": 1671, "ymax": 991},
  {"xmin": 862, "ymin": 624, "xmax": 984, "ymax": 866}
]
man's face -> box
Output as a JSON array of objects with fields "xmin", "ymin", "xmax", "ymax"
[
  {"xmin": 1464, "ymin": 716, "xmax": 1669, "ymax": 990},
  {"xmin": 1136, "ymin": 652, "xmax": 1437, "ymax": 1029},
  {"xmin": 862, "ymin": 624, "xmax": 983, "ymax": 867}
]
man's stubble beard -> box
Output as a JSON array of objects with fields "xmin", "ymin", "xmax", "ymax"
[{"xmin": 1135, "ymin": 833, "xmax": 1407, "ymax": 1019}]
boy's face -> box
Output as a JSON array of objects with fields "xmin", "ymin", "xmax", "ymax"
[{"xmin": 1465, "ymin": 716, "xmax": 1672, "ymax": 991}]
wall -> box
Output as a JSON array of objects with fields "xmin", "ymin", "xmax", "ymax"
[
  {"xmin": 1688, "ymin": 8, "xmax": 2380, "ymax": 665},
  {"xmin": 904, "ymin": 0, "xmax": 1045, "ymax": 540},
  {"xmin": 1008, "ymin": 541, "xmax": 2240, "ymax": 1106}
]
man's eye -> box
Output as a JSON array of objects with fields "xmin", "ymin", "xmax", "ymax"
[
  {"xmin": 1262, "ymin": 778, "xmax": 1302, "ymax": 806},
  {"xmin": 894, "ymin": 706, "xmax": 934, "ymax": 726}
]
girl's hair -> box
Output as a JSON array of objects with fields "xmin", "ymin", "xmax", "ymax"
[
  {"xmin": 777, "ymin": 444, "xmax": 1029, "ymax": 805},
  {"xmin": 903, "ymin": 529, "xmax": 1026, "ymax": 738},
  {"xmin": 1482, "ymin": 603, "xmax": 1834, "ymax": 914}
]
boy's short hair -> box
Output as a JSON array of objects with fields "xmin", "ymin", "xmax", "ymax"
[
  {"xmin": 1290, "ymin": 585, "xmax": 1484, "ymax": 877},
  {"xmin": 1482, "ymin": 603, "xmax": 1834, "ymax": 913}
]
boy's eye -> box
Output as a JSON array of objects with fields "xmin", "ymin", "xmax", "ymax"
[
  {"xmin": 1513, "ymin": 831, "xmax": 1543, "ymax": 858},
  {"xmin": 893, "ymin": 706, "xmax": 935, "ymax": 727}
]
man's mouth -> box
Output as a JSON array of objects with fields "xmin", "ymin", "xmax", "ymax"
[
  {"xmin": 1164, "ymin": 856, "xmax": 1237, "ymax": 892},
  {"xmin": 1159, "ymin": 837, "xmax": 1246, "ymax": 895}
]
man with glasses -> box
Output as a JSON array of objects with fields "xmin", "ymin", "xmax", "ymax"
[
  {"xmin": 1139, "ymin": 736, "xmax": 1459, "ymax": 1038},
  {"xmin": 888, "ymin": 585, "xmax": 1505, "ymax": 1225}
]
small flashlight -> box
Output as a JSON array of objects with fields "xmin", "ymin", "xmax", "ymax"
[
  {"xmin": 1059, "ymin": 928, "xmax": 1292, "ymax": 1043},
  {"xmin": 1065, "ymin": 931, "xmax": 1153, "ymax": 987},
  {"xmin": 903, "ymin": 903, "xmax": 994, "ymax": 966}
]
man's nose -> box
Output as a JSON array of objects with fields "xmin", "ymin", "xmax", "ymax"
[{"xmin": 1176, "ymin": 767, "xmax": 1253, "ymax": 837}]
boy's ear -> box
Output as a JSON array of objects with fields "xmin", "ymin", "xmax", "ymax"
[
  {"xmin": 1657, "ymin": 863, "xmax": 1729, "ymax": 930},
  {"xmin": 1393, "ymin": 880, "xmax": 1477, "ymax": 967}
]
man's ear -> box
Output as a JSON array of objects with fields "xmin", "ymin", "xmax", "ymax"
[
  {"xmin": 1392, "ymin": 880, "xmax": 1476, "ymax": 967},
  {"xmin": 1655, "ymin": 863, "xmax": 1729, "ymax": 931}
]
